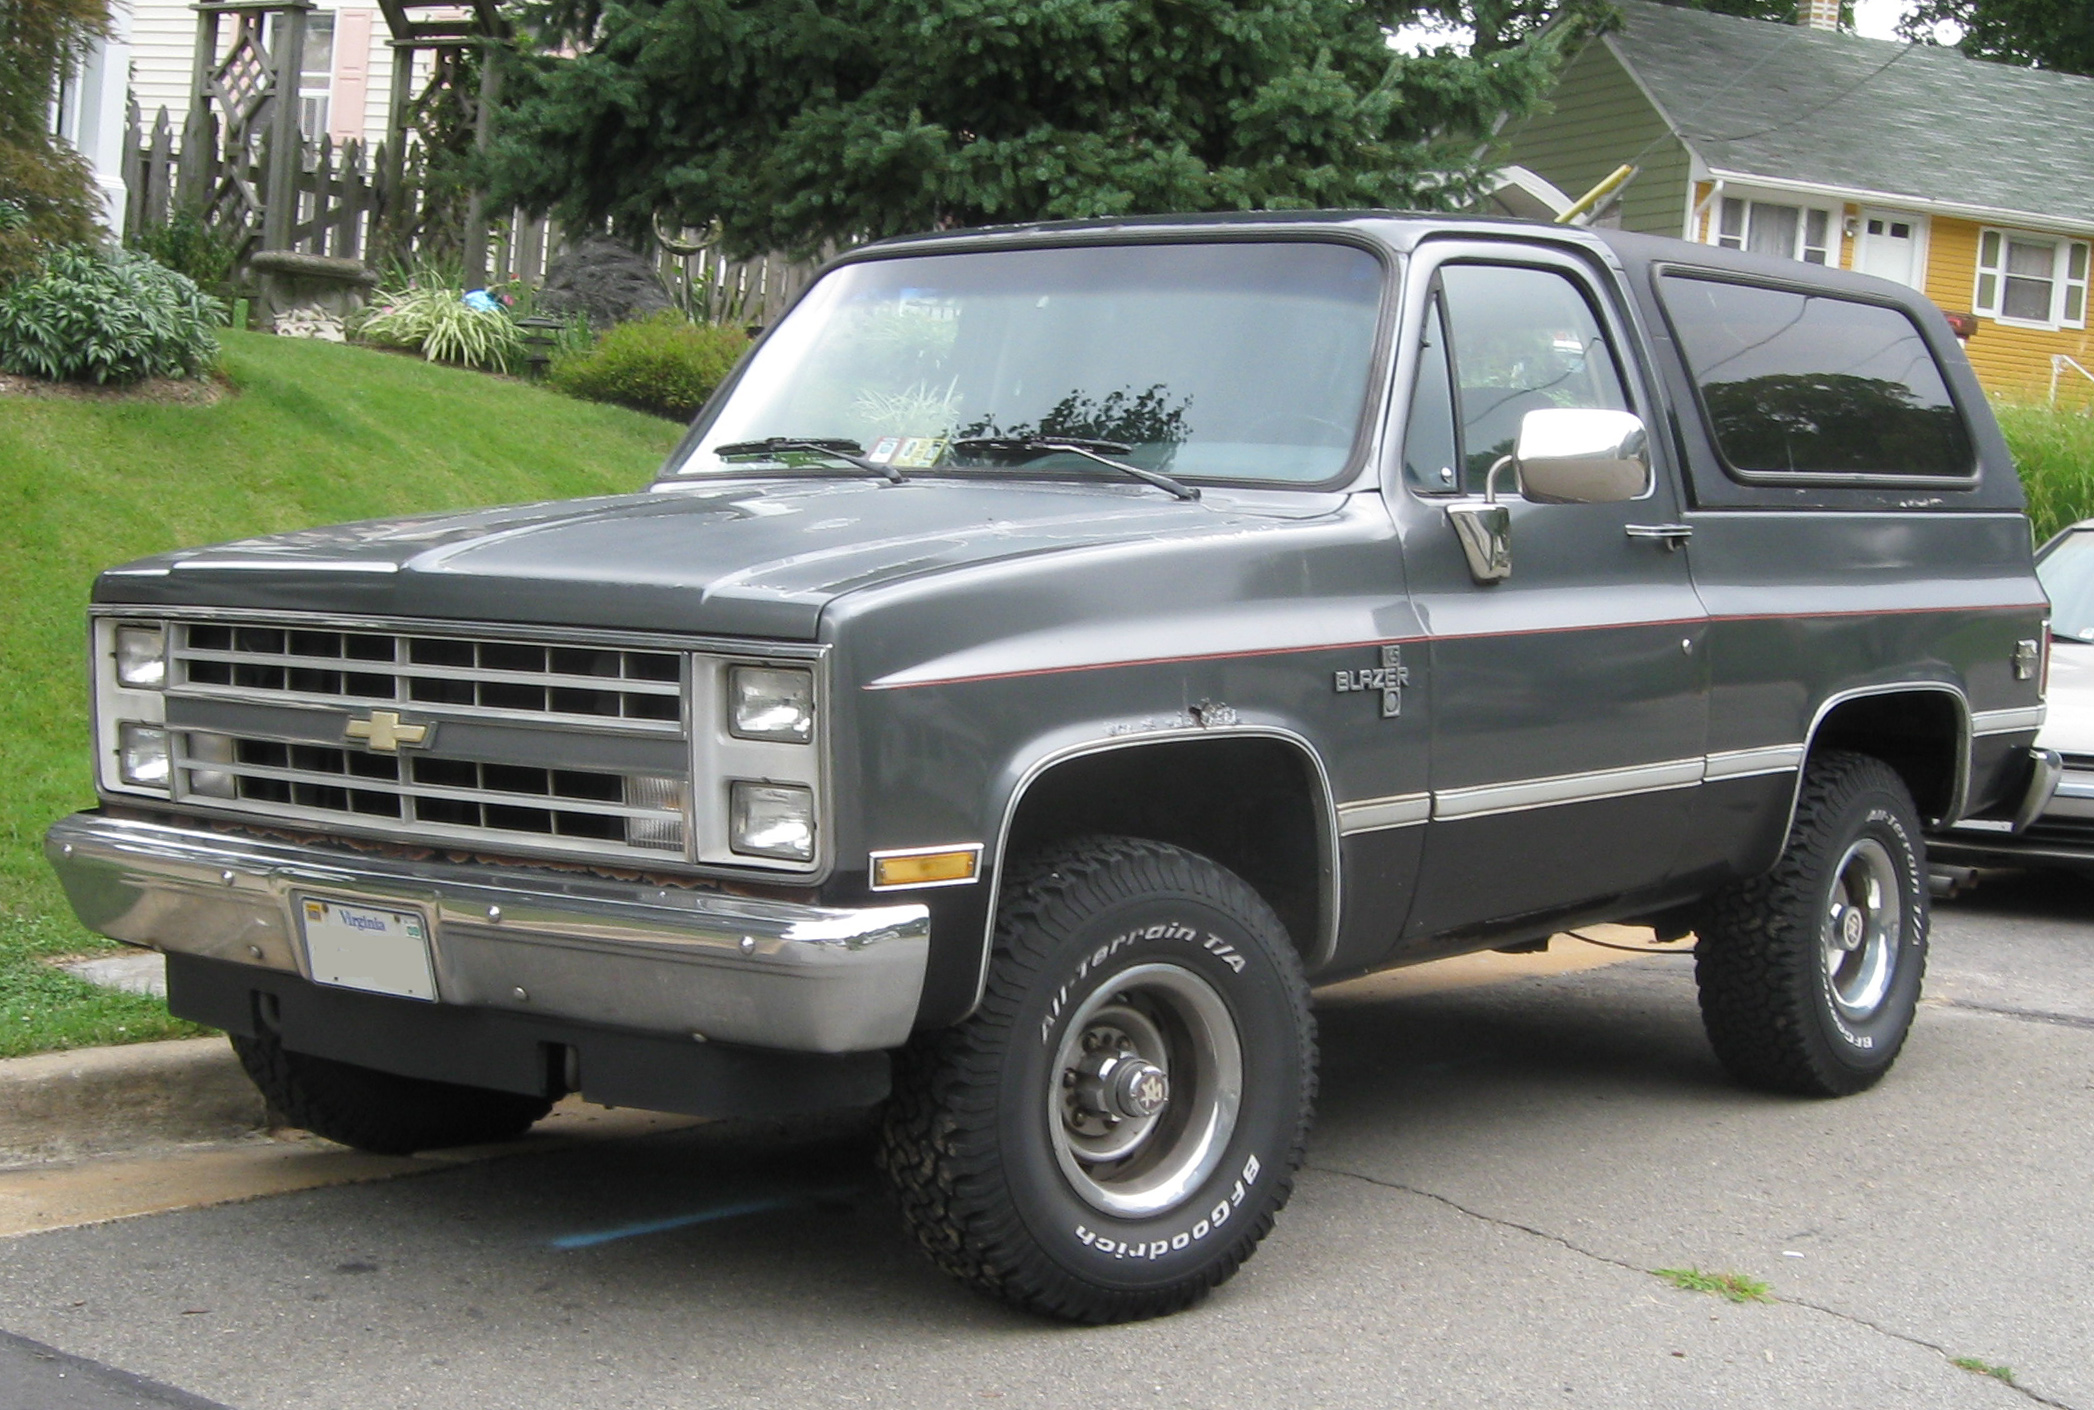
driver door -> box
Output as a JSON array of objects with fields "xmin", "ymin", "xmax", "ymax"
[{"xmin": 1392, "ymin": 247, "xmax": 1710, "ymax": 945}]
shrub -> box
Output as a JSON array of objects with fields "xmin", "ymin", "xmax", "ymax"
[
  {"xmin": 355, "ymin": 277, "xmax": 522, "ymax": 371},
  {"xmin": 129, "ymin": 207, "xmax": 240, "ymax": 298},
  {"xmin": 550, "ymin": 312, "xmax": 748, "ymax": 420},
  {"xmin": 0, "ymin": 244, "xmax": 223, "ymax": 383},
  {"xmin": 1998, "ymin": 401, "xmax": 2094, "ymax": 545}
]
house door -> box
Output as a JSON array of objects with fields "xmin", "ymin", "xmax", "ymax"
[{"xmin": 1855, "ymin": 212, "xmax": 1926, "ymax": 289}]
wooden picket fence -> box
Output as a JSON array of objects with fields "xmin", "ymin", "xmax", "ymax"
[
  {"xmin": 121, "ymin": 100, "xmax": 822, "ymax": 319},
  {"xmin": 122, "ymin": 102, "xmax": 380, "ymax": 262}
]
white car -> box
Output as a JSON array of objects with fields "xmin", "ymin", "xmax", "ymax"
[{"xmin": 1933, "ymin": 521, "xmax": 2093, "ymax": 875}]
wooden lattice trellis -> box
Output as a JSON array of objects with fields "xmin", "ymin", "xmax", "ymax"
[
  {"xmin": 183, "ymin": 0, "xmax": 310, "ymax": 258},
  {"xmin": 375, "ymin": 0, "xmax": 509, "ymax": 283}
]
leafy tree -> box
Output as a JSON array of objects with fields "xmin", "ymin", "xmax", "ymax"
[
  {"xmin": 0, "ymin": 0, "xmax": 109, "ymax": 280},
  {"xmin": 1897, "ymin": 0, "xmax": 2094, "ymax": 76},
  {"xmin": 488, "ymin": 0, "xmax": 1577, "ymax": 259}
]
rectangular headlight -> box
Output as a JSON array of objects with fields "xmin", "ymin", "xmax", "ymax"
[
  {"xmin": 118, "ymin": 723, "xmax": 171, "ymax": 790},
  {"xmin": 729, "ymin": 781, "xmax": 815, "ymax": 861},
  {"xmin": 114, "ymin": 624, "xmax": 167, "ymax": 690},
  {"xmin": 728, "ymin": 666, "xmax": 814, "ymax": 743}
]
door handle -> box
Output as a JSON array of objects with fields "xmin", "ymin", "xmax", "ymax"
[{"xmin": 1625, "ymin": 523, "xmax": 1693, "ymax": 550}]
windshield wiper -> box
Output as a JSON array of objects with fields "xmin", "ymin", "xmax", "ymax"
[
  {"xmin": 950, "ymin": 437, "xmax": 1199, "ymax": 502},
  {"xmin": 713, "ymin": 437, "xmax": 904, "ymax": 485}
]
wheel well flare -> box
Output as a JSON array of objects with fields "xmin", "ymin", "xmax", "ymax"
[
  {"xmin": 1003, "ymin": 736, "xmax": 1330, "ymax": 963},
  {"xmin": 1808, "ymin": 690, "xmax": 1962, "ymax": 823}
]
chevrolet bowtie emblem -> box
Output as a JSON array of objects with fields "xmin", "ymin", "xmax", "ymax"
[{"xmin": 345, "ymin": 709, "xmax": 432, "ymax": 752}]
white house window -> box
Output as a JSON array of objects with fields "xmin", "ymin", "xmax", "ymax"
[
  {"xmin": 1974, "ymin": 229, "xmax": 2090, "ymax": 329},
  {"xmin": 298, "ymin": 13, "xmax": 336, "ymax": 143},
  {"xmin": 1714, "ymin": 197, "xmax": 1834, "ymax": 265},
  {"xmin": 262, "ymin": 11, "xmax": 337, "ymax": 143}
]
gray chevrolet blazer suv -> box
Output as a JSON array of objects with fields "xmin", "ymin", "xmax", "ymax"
[{"xmin": 47, "ymin": 214, "xmax": 2055, "ymax": 1322}]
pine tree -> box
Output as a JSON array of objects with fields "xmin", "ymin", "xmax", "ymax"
[{"xmin": 487, "ymin": 0, "xmax": 1581, "ymax": 259}]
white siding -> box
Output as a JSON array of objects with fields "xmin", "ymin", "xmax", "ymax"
[{"xmin": 122, "ymin": 0, "xmax": 417, "ymax": 157}]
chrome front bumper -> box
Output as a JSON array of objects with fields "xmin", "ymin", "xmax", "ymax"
[{"xmin": 45, "ymin": 813, "xmax": 929, "ymax": 1053}]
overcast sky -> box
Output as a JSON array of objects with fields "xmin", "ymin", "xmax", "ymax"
[{"xmin": 1395, "ymin": 1, "xmax": 1959, "ymax": 54}]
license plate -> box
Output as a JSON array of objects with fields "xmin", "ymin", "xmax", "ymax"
[{"xmin": 299, "ymin": 896, "xmax": 437, "ymax": 1001}]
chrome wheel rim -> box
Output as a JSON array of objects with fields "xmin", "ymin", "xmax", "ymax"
[
  {"xmin": 1823, "ymin": 837, "xmax": 1900, "ymax": 1019},
  {"xmin": 1047, "ymin": 961, "xmax": 1243, "ymax": 1218}
]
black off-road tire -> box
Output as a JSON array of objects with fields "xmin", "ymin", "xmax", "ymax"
[
  {"xmin": 879, "ymin": 836, "xmax": 1316, "ymax": 1323},
  {"xmin": 230, "ymin": 1032, "xmax": 554, "ymax": 1155},
  {"xmin": 1695, "ymin": 750, "xmax": 1929, "ymax": 1097}
]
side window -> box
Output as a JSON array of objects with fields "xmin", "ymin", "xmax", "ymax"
[
  {"xmin": 1402, "ymin": 293, "xmax": 1461, "ymax": 493},
  {"xmin": 1438, "ymin": 264, "xmax": 1631, "ymax": 492},
  {"xmin": 1658, "ymin": 274, "xmax": 1974, "ymax": 480}
]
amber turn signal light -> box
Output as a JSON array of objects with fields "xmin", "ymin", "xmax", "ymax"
[{"xmin": 872, "ymin": 847, "xmax": 981, "ymax": 889}]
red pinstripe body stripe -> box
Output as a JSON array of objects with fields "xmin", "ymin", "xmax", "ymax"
[{"xmin": 862, "ymin": 600, "xmax": 2049, "ymax": 691}]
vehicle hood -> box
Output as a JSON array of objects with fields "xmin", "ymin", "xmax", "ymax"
[
  {"xmin": 2040, "ymin": 639, "xmax": 2094, "ymax": 758},
  {"xmin": 93, "ymin": 477, "xmax": 1338, "ymax": 639}
]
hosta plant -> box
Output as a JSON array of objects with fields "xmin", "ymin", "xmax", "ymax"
[{"xmin": 0, "ymin": 244, "xmax": 224, "ymax": 383}]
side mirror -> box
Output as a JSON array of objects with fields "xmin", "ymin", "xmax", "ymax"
[{"xmin": 1511, "ymin": 408, "xmax": 1651, "ymax": 505}]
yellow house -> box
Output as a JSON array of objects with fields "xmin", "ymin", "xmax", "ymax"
[{"xmin": 1502, "ymin": 0, "xmax": 2094, "ymax": 405}]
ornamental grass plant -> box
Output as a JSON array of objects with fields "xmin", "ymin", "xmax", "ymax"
[
  {"xmin": 0, "ymin": 244, "xmax": 223, "ymax": 383},
  {"xmin": 355, "ymin": 274, "xmax": 523, "ymax": 371},
  {"xmin": 1998, "ymin": 401, "xmax": 2094, "ymax": 544}
]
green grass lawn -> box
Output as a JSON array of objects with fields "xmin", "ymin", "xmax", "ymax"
[{"xmin": 0, "ymin": 333, "xmax": 681, "ymax": 1057}]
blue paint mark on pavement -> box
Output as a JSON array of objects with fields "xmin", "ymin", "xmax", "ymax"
[{"xmin": 551, "ymin": 1191, "xmax": 851, "ymax": 1250}]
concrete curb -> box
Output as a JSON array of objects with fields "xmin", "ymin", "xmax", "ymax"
[{"xmin": 0, "ymin": 1037, "xmax": 266, "ymax": 1166}]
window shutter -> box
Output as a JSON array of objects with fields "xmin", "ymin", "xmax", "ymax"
[
  {"xmin": 2065, "ymin": 242, "xmax": 2090, "ymax": 329},
  {"xmin": 330, "ymin": 10, "xmax": 375, "ymax": 144},
  {"xmin": 1974, "ymin": 230, "xmax": 2004, "ymax": 317}
]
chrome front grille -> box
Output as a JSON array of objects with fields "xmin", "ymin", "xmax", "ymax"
[
  {"xmin": 160, "ymin": 620, "xmax": 693, "ymax": 864},
  {"xmin": 173, "ymin": 734, "xmax": 686, "ymax": 853},
  {"xmin": 174, "ymin": 624, "xmax": 683, "ymax": 733}
]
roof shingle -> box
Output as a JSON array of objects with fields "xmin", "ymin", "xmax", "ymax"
[{"xmin": 1609, "ymin": 0, "xmax": 2094, "ymax": 226}]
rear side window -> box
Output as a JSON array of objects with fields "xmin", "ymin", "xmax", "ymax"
[{"xmin": 1659, "ymin": 274, "xmax": 1973, "ymax": 481}]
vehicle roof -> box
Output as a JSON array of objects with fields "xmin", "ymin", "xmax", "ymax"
[
  {"xmin": 848, "ymin": 212, "xmax": 1948, "ymax": 315},
  {"xmin": 849, "ymin": 210, "xmax": 1595, "ymax": 258}
]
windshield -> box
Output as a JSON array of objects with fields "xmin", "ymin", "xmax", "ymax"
[
  {"xmin": 667, "ymin": 241, "xmax": 1386, "ymax": 486},
  {"xmin": 2041, "ymin": 529, "xmax": 2094, "ymax": 641}
]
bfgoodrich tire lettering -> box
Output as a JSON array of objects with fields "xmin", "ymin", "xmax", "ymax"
[
  {"xmin": 1694, "ymin": 751, "xmax": 1929, "ymax": 1097},
  {"xmin": 879, "ymin": 836, "xmax": 1316, "ymax": 1323}
]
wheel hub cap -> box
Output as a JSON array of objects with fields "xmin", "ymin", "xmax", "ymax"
[
  {"xmin": 1111, "ymin": 1058, "xmax": 1170, "ymax": 1119},
  {"xmin": 1047, "ymin": 963, "xmax": 1244, "ymax": 1218},
  {"xmin": 1822, "ymin": 837, "xmax": 1901, "ymax": 1020}
]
